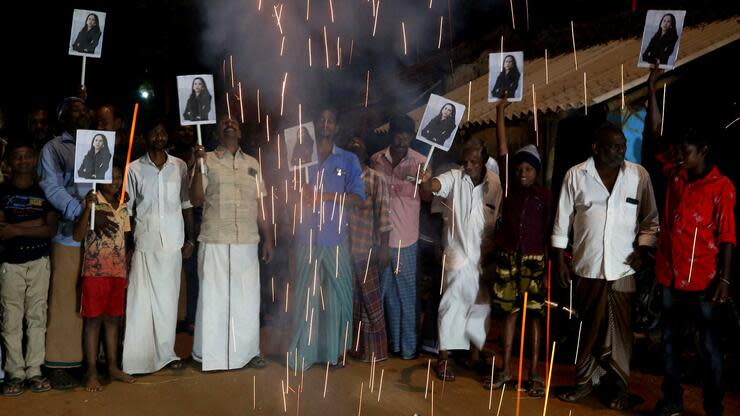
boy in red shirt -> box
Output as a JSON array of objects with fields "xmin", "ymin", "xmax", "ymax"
[
  {"xmin": 646, "ymin": 68, "xmax": 735, "ymax": 416},
  {"xmin": 73, "ymin": 163, "xmax": 135, "ymax": 392}
]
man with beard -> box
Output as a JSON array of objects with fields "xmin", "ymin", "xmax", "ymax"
[
  {"xmin": 370, "ymin": 114, "xmax": 428, "ymax": 360},
  {"xmin": 288, "ymin": 108, "xmax": 365, "ymax": 370},
  {"xmin": 27, "ymin": 108, "xmax": 53, "ymax": 149},
  {"xmin": 38, "ymin": 97, "xmax": 118, "ymax": 389},
  {"xmin": 122, "ymin": 120, "xmax": 194, "ymax": 374},
  {"xmin": 553, "ymin": 124, "xmax": 659, "ymax": 410},
  {"xmin": 189, "ymin": 118, "xmax": 273, "ymax": 371}
]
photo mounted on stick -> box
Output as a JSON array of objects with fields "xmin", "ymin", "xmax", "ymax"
[
  {"xmin": 284, "ymin": 122, "xmax": 318, "ymax": 171},
  {"xmin": 488, "ymin": 51, "xmax": 524, "ymax": 102},
  {"xmin": 74, "ymin": 130, "xmax": 115, "ymax": 184},
  {"xmin": 68, "ymin": 9, "xmax": 106, "ymax": 58},
  {"xmin": 638, "ymin": 10, "xmax": 686, "ymax": 69},
  {"xmin": 177, "ymin": 74, "xmax": 217, "ymax": 126},
  {"xmin": 415, "ymin": 94, "xmax": 466, "ymax": 152}
]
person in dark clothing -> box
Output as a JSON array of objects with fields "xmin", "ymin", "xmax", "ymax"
[
  {"xmin": 641, "ymin": 13, "xmax": 679, "ymax": 66},
  {"xmin": 77, "ymin": 133, "xmax": 111, "ymax": 180},
  {"xmin": 491, "ymin": 55, "xmax": 521, "ymax": 99},
  {"xmin": 183, "ymin": 77, "xmax": 212, "ymax": 122},
  {"xmin": 420, "ymin": 103, "xmax": 457, "ymax": 146},
  {"xmin": 72, "ymin": 13, "xmax": 102, "ymax": 54}
]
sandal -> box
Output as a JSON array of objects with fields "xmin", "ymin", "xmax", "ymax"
[
  {"xmin": 3, "ymin": 378, "xmax": 25, "ymax": 396},
  {"xmin": 526, "ymin": 375, "xmax": 546, "ymax": 398},
  {"xmin": 248, "ymin": 356, "xmax": 267, "ymax": 369},
  {"xmin": 27, "ymin": 376, "xmax": 52, "ymax": 393},
  {"xmin": 483, "ymin": 371, "xmax": 511, "ymax": 390},
  {"xmin": 435, "ymin": 360, "xmax": 455, "ymax": 381}
]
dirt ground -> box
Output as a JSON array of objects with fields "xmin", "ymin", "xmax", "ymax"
[{"xmin": 1, "ymin": 327, "xmax": 738, "ymax": 416}]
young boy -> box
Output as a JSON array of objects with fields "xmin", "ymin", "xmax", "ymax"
[
  {"xmin": 487, "ymin": 98, "xmax": 552, "ymax": 396},
  {"xmin": 646, "ymin": 68, "xmax": 735, "ymax": 416},
  {"xmin": 0, "ymin": 142, "xmax": 57, "ymax": 396},
  {"xmin": 73, "ymin": 162, "xmax": 135, "ymax": 392}
]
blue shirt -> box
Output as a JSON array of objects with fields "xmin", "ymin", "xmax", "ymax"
[
  {"xmin": 296, "ymin": 145, "xmax": 366, "ymax": 247},
  {"xmin": 38, "ymin": 131, "xmax": 92, "ymax": 246}
]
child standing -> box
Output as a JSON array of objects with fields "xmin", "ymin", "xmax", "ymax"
[
  {"xmin": 646, "ymin": 68, "xmax": 735, "ymax": 416},
  {"xmin": 487, "ymin": 98, "xmax": 552, "ymax": 396},
  {"xmin": 73, "ymin": 163, "xmax": 135, "ymax": 392},
  {"xmin": 0, "ymin": 142, "xmax": 57, "ymax": 396}
]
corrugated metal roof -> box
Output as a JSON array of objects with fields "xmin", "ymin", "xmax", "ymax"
[{"xmin": 400, "ymin": 18, "xmax": 739, "ymax": 127}]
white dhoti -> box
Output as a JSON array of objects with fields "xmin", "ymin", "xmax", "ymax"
[
  {"xmin": 438, "ymin": 246, "xmax": 491, "ymax": 351},
  {"xmin": 192, "ymin": 243, "xmax": 260, "ymax": 371},
  {"xmin": 122, "ymin": 249, "xmax": 182, "ymax": 374}
]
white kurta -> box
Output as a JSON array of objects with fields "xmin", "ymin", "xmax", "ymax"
[
  {"xmin": 122, "ymin": 153, "xmax": 191, "ymax": 374},
  {"xmin": 434, "ymin": 169, "xmax": 502, "ymax": 351},
  {"xmin": 192, "ymin": 243, "xmax": 261, "ymax": 370}
]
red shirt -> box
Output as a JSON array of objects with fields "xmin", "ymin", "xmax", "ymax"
[{"xmin": 656, "ymin": 155, "xmax": 736, "ymax": 291}]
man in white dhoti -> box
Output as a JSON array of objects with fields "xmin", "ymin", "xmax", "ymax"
[
  {"xmin": 422, "ymin": 139, "xmax": 502, "ymax": 381},
  {"xmin": 189, "ymin": 118, "xmax": 273, "ymax": 371},
  {"xmin": 123, "ymin": 121, "xmax": 195, "ymax": 374}
]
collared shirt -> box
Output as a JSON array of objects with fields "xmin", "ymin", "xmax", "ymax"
[
  {"xmin": 82, "ymin": 193, "xmax": 130, "ymax": 279},
  {"xmin": 656, "ymin": 156, "xmax": 736, "ymax": 291},
  {"xmin": 434, "ymin": 168, "xmax": 502, "ymax": 271},
  {"xmin": 38, "ymin": 131, "xmax": 93, "ymax": 246},
  {"xmin": 551, "ymin": 157, "xmax": 659, "ymax": 280},
  {"xmin": 348, "ymin": 167, "xmax": 393, "ymax": 257},
  {"xmin": 296, "ymin": 145, "xmax": 366, "ymax": 247},
  {"xmin": 199, "ymin": 146, "xmax": 265, "ymax": 245},
  {"xmin": 126, "ymin": 152, "xmax": 192, "ymax": 252},
  {"xmin": 370, "ymin": 147, "xmax": 427, "ymax": 248}
]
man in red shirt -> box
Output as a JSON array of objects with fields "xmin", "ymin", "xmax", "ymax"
[{"xmin": 646, "ymin": 67, "xmax": 735, "ymax": 416}]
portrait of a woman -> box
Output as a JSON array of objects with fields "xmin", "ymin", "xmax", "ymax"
[
  {"xmin": 183, "ymin": 77, "xmax": 213, "ymax": 121},
  {"xmin": 77, "ymin": 133, "xmax": 112, "ymax": 180},
  {"xmin": 420, "ymin": 103, "xmax": 457, "ymax": 146},
  {"xmin": 641, "ymin": 13, "xmax": 679, "ymax": 66},
  {"xmin": 490, "ymin": 54, "xmax": 521, "ymax": 99},
  {"xmin": 291, "ymin": 126, "xmax": 315, "ymax": 167},
  {"xmin": 72, "ymin": 13, "xmax": 102, "ymax": 54}
]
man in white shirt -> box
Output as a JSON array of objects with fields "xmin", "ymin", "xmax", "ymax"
[
  {"xmin": 123, "ymin": 121, "xmax": 195, "ymax": 374},
  {"xmin": 552, "ymin": 123, "xmax": 658, "ymax": 410},
  {"xmin": 421, "ymin": 138, "xmax": 502, "ymax": 382}
]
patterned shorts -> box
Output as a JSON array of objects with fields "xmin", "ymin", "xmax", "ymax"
[{"xmin": 489, "ymin": 251, "xmax": 546, "ymax": 318}]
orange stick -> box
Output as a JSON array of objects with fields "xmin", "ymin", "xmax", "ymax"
[
  {"xmin": 515, "ymin": 291, "xmax": 528, "ymax": 416},
  {"xmin": 120, "ymin": 103, "xmax": 139, "ymax": 207},
  {"xmin": 546, "ymin": 260, "xmax": 551, "ymax": 373},
  {"xmin": 542, "ymin": 342, "xmax": 557, "ymax": 416}
]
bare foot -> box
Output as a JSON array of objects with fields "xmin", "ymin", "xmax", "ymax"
[
  {"xmin": 85, "ymin": 373, "xmax": 104, "ymax": 392},
  {"xmin": 109, "ymin": 368, "xmax": 135, "ymax": 384}
]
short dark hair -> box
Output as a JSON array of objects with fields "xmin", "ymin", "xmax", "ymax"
[
  {"xmin": 594, "ymin": 122, "xmax": 625, "ymax": 144},
  {"xmin": 461, "ymin": 137, "xmax": 489, "ymax": 162},
  {"xmin": 671, "ymin": 125, "xmax": 712, "ymax": 149},
  {"xmin": 388, "ymin": 114, "xmax": 416, "ymax": 136},
  {"xmin": 4, "ymin": 139, "xmax": 35, "ymax": 160}
]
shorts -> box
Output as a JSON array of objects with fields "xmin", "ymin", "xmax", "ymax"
[
  {"xmin": 80, "ymin": 276, "xmax": 127, "ymax": 318},
  {"xmin": 490, "ymin": 251, "xmax": 545, "ymax": 318}
]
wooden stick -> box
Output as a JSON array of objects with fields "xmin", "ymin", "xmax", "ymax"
[
  {"xmin": 363, "ymin": 248, "xmax": 373, "ymax": 284},
  {"xmin": 430, "ymin": 380, "xmax": 435, "ymax": 416},
  {"xmin": 401, "ymin": 22, "xmax": 407, "ymax": 55},
  {"xmin": 377, "ymin": 369, "xmax": 385, "ymax": 402},
  {"xmin": 90, "ymin": 183, "xmax": 96, "ymax": 230},
  {"xmin": 508, "ymin": 0, "xmax": 515, "ymax": 29},
  {"xmin": 355, "ymin": 321, "xmax": 362, "ymax": 351},
  {"xmin": 413, "ymin": 163, "xmax": 421, "ymax": 198},
  {"xmin": 253, "ymin": 375, "xmax": 256, "ymax": 409},
  {"xmin": 542, "ymin": 342, "xmax": 557, "ymax": 416},
  {"xmin": 120, "ymin": 103, "xmax": 139, "ymax": 207},
  {"xmin": 439, "ymin": 254, "xmax": 446, "ymax": 295},
  {"xmin": 81, "ymin": 56, "xmax": 87, "ymax": 86},
  {"xmin": 281, "ymin": 380, "xmax": 287, "ymax": 413},
  {"xmin": 496, "ymin": 385, "xmax": 506, "ymax": 416},
  {"xmin": 323, "ymin": 26, "xmax": 330, "ymax": 69},
  {"xmin": 308, "ymin": 37, "xmax": 313, "ymax": 67},
  {"xmin": 533, "ymin": 84, "xmax": 539, "ymax": 146},
  {"xmin": 238, "ymin": 81, "xmax": 245, "ymax": 123},
  {"xmin": 357, "ymin": 382, "xmax": 364, "ymax": 416},
  {"xmin": 256, "ymin": 89, "xmax": 261, "ymax": 123},
  {"xmin": 323, "ymin": 361, "xmax": 329, "ymax": 398},
  {"xmin": 569, "ymin": 280, "xmax": 573, "ymax": 320},
  {"xmin": 226, "ymin": 91, "xmax": 231, "ymax": 119},
  {"xmin": 660, "ymin": 83, "xmax": 667, "ymax": 136},
  {"xmin": 574, "ymin": 320, "xmax": 583, "ymax": 364},
  {"xmin": 467, "ymin": 81, "xmax": 472, "ymax": 122},
  {"xmin": 438, "ymin": 16, "xmax": 443, "ymax": 49},
  {"xmin": 425, "ymin": 359, "xmax": 431, "ymax": 399},
  {"xmin": 488, "ymin": 356, "xmax": 496, "ymax": 410},
  {"xmin": 343, "ymin": 321, "xmax": 349, "ymax": 365},
  {"xmin": 516, "ymin": 291, "xmax": 528, "ymax": 416},
  {"xmin": 545, "ymin": 49, "xmax": 549, "ymax": 84},
  {"xmin": 370, "ymin": 353, "xmax": 376, "ymax": 391},
  {"xmin": 571, "ymin": 21, "xmax": 578, "ymax": 70},
  {"xmin": 620, "ymin": 64, "xmax": 625, "ymax": 110},
  {"xmin": 285, "ymin": 282, "xmax": 289, "ymax": 312},
  {"xmin": 583, "ymin": 72, "xmax": 588, "ymax": 115},
  {"xmin": 196, "ymin": 125, "xmax": 206, "ymax": 174},
  {"xmin": 688, "ymin": 226, "xmax": 698, "ymax": 283},
  {"xmin": 505, "ymin": 153, "xmax": 509, "ymax": 198}
]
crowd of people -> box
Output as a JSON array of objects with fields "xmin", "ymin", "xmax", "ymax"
[{"xmin": 0, "ymin": 67, "xmax": 734, "ymax": 416}]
